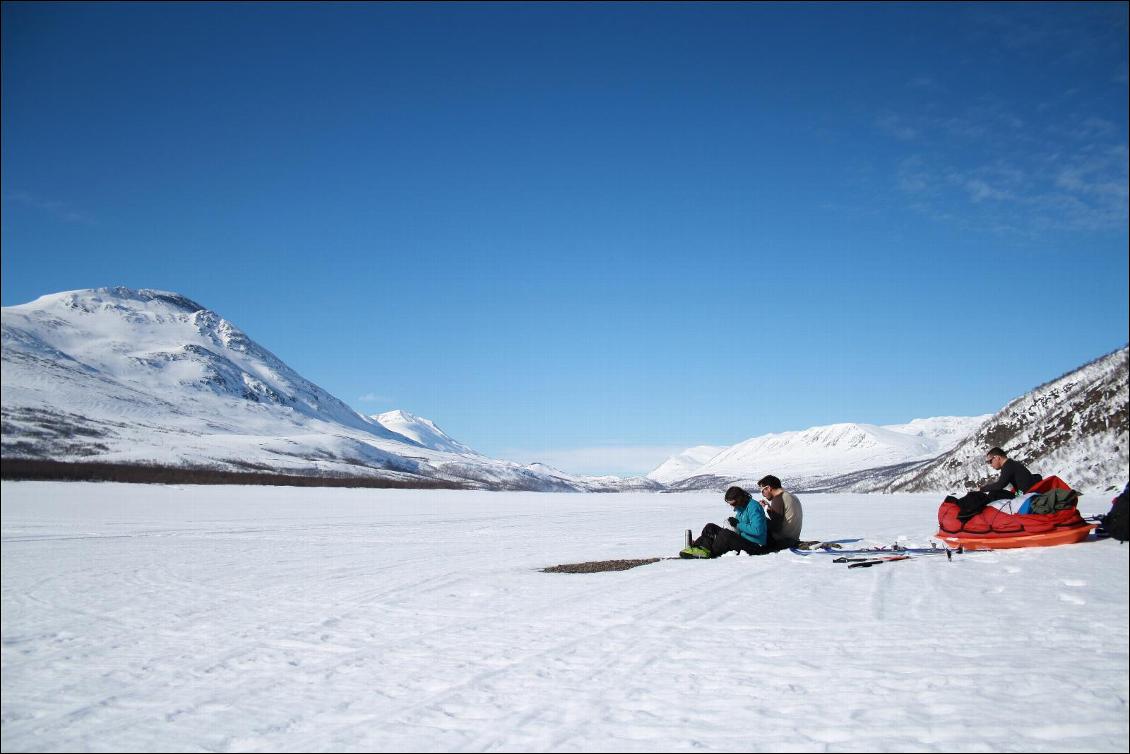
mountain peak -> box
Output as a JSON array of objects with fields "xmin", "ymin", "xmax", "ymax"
[
  {"xmin": 378, "ymin": 409, "xmax": 422, "ymax": 425},
  {"xmin": 3, "ymin": 286, "xmax": 402, "ymax": 445},
  {"xmin": 19, "ymin": 287, "xmax": 207, "ymax": 316},
  {"xmin": 373, "ymin": 410, "xmax": 477, "ymax": 456}
]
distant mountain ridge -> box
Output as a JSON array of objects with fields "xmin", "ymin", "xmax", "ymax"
[
  {"xmin": 650, "ymin": 416, "xmax": 990, "ymax": 489},
  {"xmin": 651, "ymin": 349, "xmax": 1128, "ymax": 495},
  {"xmin": 4, "ymin": 288, "xmax": 1124, "ymax": 494},
  {"xmin": 0, "ymin": 288, "xmax": 648, "ymax": 491}
]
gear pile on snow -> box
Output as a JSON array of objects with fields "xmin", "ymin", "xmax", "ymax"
[{"xmin": 936, "ymin": 475, "xmax": 1094, "ymax": 548}]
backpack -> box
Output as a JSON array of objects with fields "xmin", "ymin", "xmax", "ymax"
[{"xmin": 1097, "ymin": 483, "xmax": 1130, "ymax": 543}]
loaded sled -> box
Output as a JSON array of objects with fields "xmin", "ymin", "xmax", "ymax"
[{"xmin": 935, "ymin": 475, "xmax": 1095, "ymax": 549}]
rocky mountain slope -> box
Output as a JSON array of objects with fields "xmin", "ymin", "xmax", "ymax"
[{"xmin": 885, "ymin": 346, "xmax": 1128, "ymax": 494}]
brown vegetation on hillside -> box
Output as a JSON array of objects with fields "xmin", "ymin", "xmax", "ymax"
[{"xmin": 0, "ymin": 459, "xmax": 471, "ymax": 490}]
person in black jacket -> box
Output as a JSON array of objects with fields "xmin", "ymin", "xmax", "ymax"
[
  {"xmin": 980, "ymin": 447, "xmax": 1043, "ymax": 497},
  {"xmin": 947, "ymin": 448, "xmax": 1044, "ymax": 523}
]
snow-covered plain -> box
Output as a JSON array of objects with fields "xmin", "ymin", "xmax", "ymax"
[{"xmin": 2, "ymin": 483, "xmax": 1127, "ymax": 753}]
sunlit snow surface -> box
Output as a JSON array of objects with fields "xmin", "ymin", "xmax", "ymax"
[{"xmin": 3, "ymin": 484, "xmax": 1127, "ymax": 752}]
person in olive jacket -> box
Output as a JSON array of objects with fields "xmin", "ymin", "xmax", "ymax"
[{"xmin": 680, "ymin": 486, "xmax": 773, "ymax": 558}]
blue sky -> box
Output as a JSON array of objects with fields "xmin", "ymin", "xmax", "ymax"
[{"xmin": 3, "ymin": 2, "xmax": 1128, "ymax": 476}]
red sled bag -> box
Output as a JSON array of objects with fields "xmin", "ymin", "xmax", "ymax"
[{"xmin": 938, "ymin": 476, "xmax": 1086, "ymax": 537}]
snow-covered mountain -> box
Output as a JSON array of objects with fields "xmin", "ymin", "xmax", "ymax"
[
  {"xmin": 373, "ymin": 410, "xmax": 479, "ymax": 455},
  {"xmin": 882, "ymin": 416, "xmax": 997, "ymax": 448},
  {"xmin": 521, "ymin": 462, "xmax": 664, "ymax": 492},
  {"xmin": 8, "ymin": 288, "xmax": 1120, "ymax": 495},
  {"xmin": 647, "ymin": 445, "xmax": 728, "ymax": 485},
  {"xmin": 885, "ymin": 346, "xmax": 1129, "ymax": 495},
  {"xmin": 0, "ymin": 288, "xmax": 649, "ymax": 492},
  {"xmin": 650, "ymin": 416, "xmax": 990, "ymax": 490}
]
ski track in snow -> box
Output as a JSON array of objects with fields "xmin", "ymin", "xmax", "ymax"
[{"xmin": 2, "ymin": 484, "xmax": 1127, "ymax": 752}]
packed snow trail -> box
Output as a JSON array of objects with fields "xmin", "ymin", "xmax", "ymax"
[{"xmin": 2, "ymin": 484, "xmax": 1127, "ymax": 752}]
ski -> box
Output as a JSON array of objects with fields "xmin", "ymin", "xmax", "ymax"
[
  {"xmin": 790, "ymin": 545, "xmax": 964, "ymax": 557},
  {"xmin": 846, "ymin": 555, "xmax": 913, "ymax": 568},
  {"xmin": 833, "ymin": 555, "xmax": 914, "ymax": 563}
]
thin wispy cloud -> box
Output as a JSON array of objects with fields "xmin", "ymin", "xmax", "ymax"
[
  {"xmin": 1047, "ymin": 113, "xmax": 1122, "ymax": 142},
  {"xmin": 897, "ymin": 150, "xmax": 1128, "ymax": 234},
  {"xmin": 876, "ymin": 113, "xmax": 919, "ymax": 141},
  {"xmin": 907, "ymin": 76, "xmax": 940, "ymax": 90},
  {"xmin": 1077, "ymin": 117, "xmax": 1117, "ymax": 138},
  {"xmin": 896, "ymin": 156, "xmax": 931, "ymax": 194},
  {"xmin": 1054, "ymin": 145, "xmax": 1129, "ymax": 198},
  {"xmin": 964, "ymin": 3, "xmax": 1127, "ymax": 64},
  {"xmin": 881, "ymin": 89, "xmax": 1128, "ymax": 235},
  {"xmin": 964, "ymin": 178, "xmax": 1015, "ymax": 203},
  {"xmin": 879, "ymin": 100, "xmax": 1028, "ymax": 145},
  {"xmin": 3, "ymin": 191, "xmax": 94, "ymax": 224},
  {"xmin": 358, "ymin": 393, "xmax": 392, "ymax": 404}
]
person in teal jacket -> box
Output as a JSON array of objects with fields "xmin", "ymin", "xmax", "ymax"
[{"xmin": 680, "ymin": 486, "xmax": 773, "ymax": 558}]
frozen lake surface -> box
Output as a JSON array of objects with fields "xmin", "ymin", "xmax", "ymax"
[{"xmin": 2, "ymin": 482, "xmax": 1127, "ymax": 752}]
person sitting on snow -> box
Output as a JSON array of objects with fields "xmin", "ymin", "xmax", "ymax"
[
  {"xmin": 758, "ymin": 474, "xmax": 804, "ymax": 551},
  {"xmin": 680, "ymin": 486, "xmax": 773, "ymax": 558},
  {"xmin": 980, "ymin": 448, "xmax": 1043, "ymax": 499}
]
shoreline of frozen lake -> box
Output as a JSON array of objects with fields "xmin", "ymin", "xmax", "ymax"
[{"xmin": 3, "ymin": 482, "xmax": 1127, "ymax": 752}]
